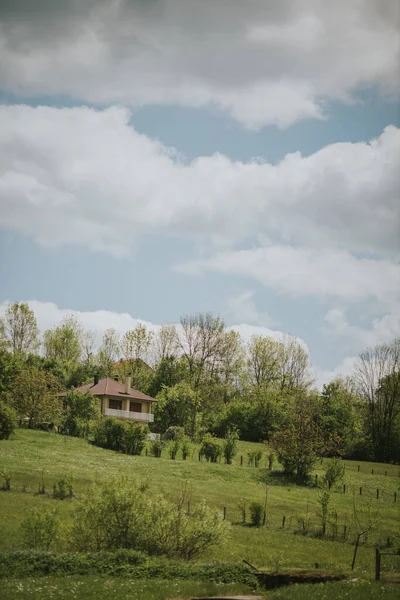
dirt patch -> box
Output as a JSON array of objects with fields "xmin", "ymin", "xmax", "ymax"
[{"xmin": 255, "ymin": 568, "xmax": 347, "ymax": 589}]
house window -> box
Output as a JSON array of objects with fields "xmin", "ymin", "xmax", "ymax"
[
  {"xmin": 109, "ymin": 399, "xmax": 123, "ymax": 410},
  {"xmin": 130, "ymin": 402, "xmax": 142, "ymax": 413}
]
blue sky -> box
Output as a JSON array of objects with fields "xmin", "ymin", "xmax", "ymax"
[{"xmin": 0, "ymin": 1, "xmax": 399, "ymax": 386}]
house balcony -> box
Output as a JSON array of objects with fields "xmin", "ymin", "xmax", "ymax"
[{"xmin": 104, "ymin": 408, "xmax": 154, "ymax": 423}]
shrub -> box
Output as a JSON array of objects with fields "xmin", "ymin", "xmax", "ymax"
[
  {"xmin": 0, "ymin": 402, "xmax": 15, "ymax": 440},
  {"xmin": 69, "ymin": 478, "xmax": 229, "ymax": 560},
  {"xmin": 20, "ymin": 510, "xmax": 59, "ymax": 551},
  {"xmin": 59, "ymin": 389, "xmax": 100, "ymax": 438},
  {"xmin": 162, "ymin": 426, "xmax": 185, "ymax": 441},
  {"xmin": 222, "ymin": 427, "xmax": 239, "ymax": 464},
  {"xmin": 169, "ymin": 439, "xmax": 180, "ymax": 459},
  {"xmin": 150, "ymin": 439, "xmax": 165, "ymax": 458},
  {"xmin": 249, "ymin": 501, "xmax": 263, "ymax": 527},
  {"xmin": 200, "ymin": 434, "xmax": 222, "ymax": 463},
  {"xmin": 181, "ymin": 436, "xmax": 192, "ymax": 461},
  {"xmin": 123, "ymin": 423, "xmax": 148, "ymax": 456},
  {"xmin": 247, "ymin": 450, "xmax": 263, "ymax": 467},
  {"xmin": 53, "ymin": 475, "xmax": 73, "ymax": 499},
  {"xmin": 92, "ymin": 417, "xmax": 125, "ymax": 452},
  {"xmin": 0, "ymin": 470, "xmax": 11, "ymax": 491},
  {"xmin": 323, "ymin": 457, "xmax": 345, "ymax": 489},
  {"xmin": 268, "ymin": 452, "xmax": 275, "ymax": 470}
]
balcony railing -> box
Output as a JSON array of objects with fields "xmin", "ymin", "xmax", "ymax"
[{"xmin": 104, "ymin": 408, "xmax": 154, "ymax": 422}]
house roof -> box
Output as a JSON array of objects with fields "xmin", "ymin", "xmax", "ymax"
[{"xmin": 60, "ymin": 377, "xmax": 157, "ymax": 402}]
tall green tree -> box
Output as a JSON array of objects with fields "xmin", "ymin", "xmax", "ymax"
[
  {"xmin": 0, "ymin": 302, "xmax": 40, "ymax": 355},
  {"xmin": 97, "ymin": 328, "xmax": 120, "ymax": 377},
  {"xmin": 355, "ymin": 339, "xmax": 400, "ymax": 463},
  {"xmin": 12, "ymin": 367, "xmax": 61, "ymax": 428},
  {"xmin": 60, "ymin": 389, "xmax": 100, "ymax": 437},
  {"xmin": 43, "ymin": 316, "xmax": 82, "ymax": 369}
]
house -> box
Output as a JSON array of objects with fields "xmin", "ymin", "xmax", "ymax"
[{"xmin": 61, "ymin": 375, "xmax": 156, "ymax": 424}]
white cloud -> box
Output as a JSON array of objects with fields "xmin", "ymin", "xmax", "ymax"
[
  {"xmin": 323, "ymin": 307, "xmax": 400, "ymax": 349},
  {"xmin": 314, "ymin": 355, "xmax": 358, "ymax": 390},
  {"xmin": 226, "ymin": 290, "xmax": 279, "ymax": 329},
  {"xmin": 0, "ymin": 105, "xmax": 399, "ymax": 260},
  {"xmin": 176, "ymin": 246, "xmax": 400, "ymax": 307},
  {"xmin": 0, "ymin": 1, "xmax": 398, "ymax": 128}
]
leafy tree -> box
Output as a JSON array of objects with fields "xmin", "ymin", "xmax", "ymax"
[
  {"xmin": 12, "ymin": 367, "xmax": 61, "ymax": 428},
  {"xmin": 97, "ymin": 328, "xmax": 120, "ymax": 377},
  {"xmin": 154, "ymin": 381, "xmax": 199, "ymax": 435},
  {"xmin": 0, "ymin": 302, "xmax": 40, "ymax": 355},
  {"xmin": 222, "ymin": 427, "xmax": 239, "ymax": 464},
  {"xmin": 43, "ymin": 316, "xmax": 82, "ymax": 371},
  {"xmin": 60, "ymin": 389, "xmax": 100, "ymax": 437},
  {"xmin": 355, "ymin": 339, "xmax": 400, "ymax": 462},
  {"xmin": 92, "ymin": 417, "xmax": 126, "ymax": 451},
  {"xmin": 147, "ymin": 356, "xmax": 187, "ymax": 398},
  {"xmin": 318, "ymin": 379, "xmax": 360, "ymax": 456},
  {"xmin": 123, "ymin": 423, "xmax": 148, "ymax": 455},
  {"xmin": 153, "ymin": 324, "xmax": 178, "ymax": 362},
  {"xmin": 0, "ymin": 350, "xmax": 23, "ymax": 396},
  {"xmin": 121, "ymin": 324, "xmax": 154, "ymax": 387},
  {"xmin": 323, "ymin": 457, "xmax": 345, "ymax": 489},
  {"xmin": 0, "ymin": 401, "xmax": 16, "ymax": 440},
  {"xmin": 247, "ymin": 335, "xmax": 281, "ymax": 388},
  {"xmin": 272, "ymin": 394, "xmax": 322, "ymax": 479}
]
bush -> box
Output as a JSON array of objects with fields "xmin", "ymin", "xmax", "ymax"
[
  {"xmin": 162, "ymin": 426, "xmax": 185, "ymax": 441},
  {"xmin": 69, "ymin": 478, "xmax": 229, "ymax": 560},
  {"xmin": 123, "ymin": 423, "xmax": 148, "ymax": 455},
  {"xmin": 168, "ymin": 439, "xmax": 180, "ymax": 459},
  {"xmin": 0, "ymin": 402, "xmax": 16, "ymax": 440},
  {"xmin": 59, "ymin": 390, "xmax": 100, "ymax": 438},
  {"xmin": 150, "ymin": 439, "xmax": 165, "ymax": 458},
  {"xmin": 268, "ymin": 452, "xmax": 275, "ymax": 470},
  {"xmin": 249, "ymin": 501, "xmax": 264, "ymax": 527},
  {"xmin": 53, "ymin": 475, "xmax": 73, "ymax": 499},
  {"xmin": 92, "ymin": 418, "xmax": 148, "ymax": 456},
  {"xmin": 323, "ymin": 457, "xmax": 345, "ymax": 489},
  {"xmin": 200, "ymin": 434, "xmax": 222, "ymax": 463},
  {"xmin": 247, "ymin": 450, "xmax": 263, "ymax": 467},
  {"xmin": 20, "ymin": 510, "xmax": 59, "ymax": 551},
  {"xmin": 222, "ymin": 427, "xmax": 239, "ymax": 464}
]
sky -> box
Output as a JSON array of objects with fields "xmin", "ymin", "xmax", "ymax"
[{"xmin": 0, "ymin": 0, "xmax": 399, "ymax": 388}]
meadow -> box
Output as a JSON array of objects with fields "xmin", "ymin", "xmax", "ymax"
[{"xmin": 0, "ymin": 429, "xmax": 399, "ymax": 599}]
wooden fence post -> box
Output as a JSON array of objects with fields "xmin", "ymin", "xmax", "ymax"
[
  {"xmin": 343, "ymin": 484, "xmax": 346, "ymax": 494},
  {"xmin": 394, "ymin": 492, "xmax": 397, "ymax": 503},
  {"xmin": 357, "ymin": 465, "xmax": 360, "ymax": 472},
  {"xmin": 371, "ymin": 469, "xmax": 374, "ymax": 474},
  {"xmin": 359, "ymin": 487, "xmax": 362, "ymax": 495},
  {"xmin": 240, "ymin": 455, "xmax": 243, "ymax": 466},
  {"xmin": 315, "ymin": 474, "xmax": 318, "ymax": 486},
  {"xmin": 376, "ymin": 489, "xmax": 379, "ymax": 500},
  {"xmin": 282, "ymin": 516, "xmax": 286, "ymax": 529},
  {"xmin": 223, "ymin": 506, "xmax": 226, "ymax": 520},
  {"xmin": 343, "ymin": 525, "xmax": 347, "ymax": 539},
  {"xmin": 375, "ymin": 548, "xmax": 381, "ymax": 581}
]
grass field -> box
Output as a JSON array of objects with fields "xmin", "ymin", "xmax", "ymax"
[{"xmin": 0, "ymin": 429, "xmax": 399, "ymax": 598}]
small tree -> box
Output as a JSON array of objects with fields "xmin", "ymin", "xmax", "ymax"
[
  {"xmin": 323, "ymin": 457, "xmax": 345, "ymax": 489},
  {"xmin": 222, "ymin": 427, "xmax": 239, "ymax": 464},
  {"xmin": 249, "ymin": 500, "xmax": 264, "ymax": 527},
  {"xmin": 0, "ymin": 302, "xmax": 40, "ymax": 355},
  {"xmin": 317, "ymin": 485, "xmax": 331, "ymax": 536},
  {"xmin": 200, "ymin": 434, "xmax": 222, "ymax": 463},
  {"xmin": 0, "ymin": 401, "xmax": 16, "ymax": 440},
  {"xmin": 21, "ymin": 509, "xmax": 59, "ymax": 551},
  {"xmin": 181, "ymin": 436, "xmax": 192, "ymax": 460},
  {"xmin": 169, "ymin": 439, "xmax": 180, "ymax": 459},
  {"xmin": 351, "ymin": 494, "xmax": 381, "ymax": 570}
]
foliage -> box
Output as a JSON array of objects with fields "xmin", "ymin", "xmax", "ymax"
[
  {"xmin": 249, "ymin": 500, "xmax": 264, "ymax": 527},
  {"xmin": 92, "ymin": 418, "xmax": 148, "ymax": 455},
  {"xmin": 162, "ymin": 425, "xmax": 185, "ymax": 441},
  {"xmin": 97, "ymin": 328, "xmax": 120, "ymax": 377},
  {"xmin": 0, "ymin": 401, "xmax": 16, "ymax": 440},
  {"xmin": 53, "ymin": 475, "xmax": 73, "ymax": 499},
  {"xmin": 181, "ymin": 436, "xmax": 192, "ymax": 460},
  {"xmin": 317, "ymin": 486, "xmax": 331, "ymax": 535},
  {"xmin": 199, "ymin": 434, "xmax": 222, "ymax": 462},
  {"xmin": 154, "ymin": 382, "xmax": 198, "ymax": 435},
  {"xmin": 69, "ymin": 478, "xmax": 229, "ymax": 560},
  {"xmin": 272, "ymin": 394, "xmax": 322, "ymax": 479},
  {"xmin": 323, "ymin": 457, "xmax": 345, "ymax": 489},
  {"xmin": 222, "ymin": 427, "xmax": 239, "ymax": 464},
  {"xmin": 247, "ymin": 449, "xmax": 263, "ymax": 467},
  {"xmin": 149, "ymin": 439, "xmax": 165, "ymax": 457},
  {"xmin": 60, "ymin": 389, "xmax": 100, "ymax": 437},
  {"xmin": 168, "ymin": 439, "xmax": 180, "ymax": 459},
  {"xmin": 12, "ymin": 366, "xmax": 61, "ymax": 428},
  {"xmin": 20, "ymin": 510, "xmax": 59, "ymax": 551},
  {"xmin": 123, "ymin": 422, "xmax": 148, "ymax": 456},
  {"xmin": 43, "ymin": 316, "xmax": 83, "ymax": 378},
  {"xmin": 0, "ymin": 302, "xmax": 40, "ymax": 356}
]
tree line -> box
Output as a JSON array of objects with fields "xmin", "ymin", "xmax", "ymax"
[{"xmin": 0, "ymin": 302, "xmax": 399, "ymax": 466}]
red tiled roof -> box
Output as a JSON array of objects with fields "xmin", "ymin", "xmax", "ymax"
[{"xmin": 60, "ymin": 377, "xmax": 157, "ymax": 402}]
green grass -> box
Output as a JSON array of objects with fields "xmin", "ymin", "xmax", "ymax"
[
  {"xmin": 0, "ymin": 576, "xmax": 255, "ymax": 599},
  {"xmin": 0, "ymin": 429, "xmax": 399, "ymax": 576},
  {"xmin": 269, "ymin": 581, "xmax": 400, "ymax": 600}
]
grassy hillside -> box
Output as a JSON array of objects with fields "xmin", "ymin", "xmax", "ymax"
[{"xmin": 1, "ymin": 429, "xmax": 399, "ymax": 576}]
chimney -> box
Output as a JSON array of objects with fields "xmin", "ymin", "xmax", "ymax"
[
  {"xmin": 94, "ymin": 373, "xmax": 99, "ymax": 385},
  {"xmin": 125, "ymin": 376, "xmax": 131, "ymax": 395}
]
